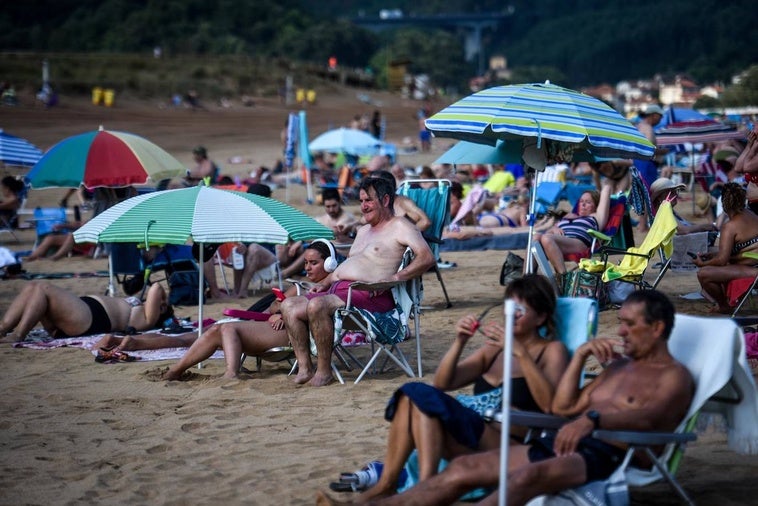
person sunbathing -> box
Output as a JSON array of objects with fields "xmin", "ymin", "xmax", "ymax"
[
  {"xmin": 535, "ymin": 182, "xmax": 612, "ymax": 275},
  {"xmin": 160, "ymin": 240, "xmax": 334, "ymax": 380},
  {"xmin": 0, "ymin": 282, "xmax": 173, "ymax": 343},
  {"xmin": 476, "ymin": 195, "xmax": 528, "ymax": 228},
  {"xmin": 25, "ymin": 218, "xmax": 88, "ymax": 261},
  {"xmin": 328, "ymin": 274, "xmax": 568, "ymax": 504},
  {"xmin": 442, "ymin": 216, "xmax": 554, "ymax": 241},
  {"xmin": 649, "ymin": 177, "xmax": 719, "ymax": 236},
  {"xmin": 693, "ymin": 182, "xmax": 758, "ymax": 313}
]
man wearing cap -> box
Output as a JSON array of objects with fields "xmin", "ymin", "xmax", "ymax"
[
  {"xmin": 649, "ymin": 177, "xmax": 719, "ymax": 235},
  {"xmin": 634, "ymin": 105, "xmax": 669, "ymax": 189}
]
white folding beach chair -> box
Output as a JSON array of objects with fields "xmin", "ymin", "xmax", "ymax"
[{"xmin": 521, "ymin": 314, "xmax": 758, "ymax": 506}]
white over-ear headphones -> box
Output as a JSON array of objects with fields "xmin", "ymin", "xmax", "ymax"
[{"xmin": 312, "ymin": 239, "xmax": 339, "ymax": 272}]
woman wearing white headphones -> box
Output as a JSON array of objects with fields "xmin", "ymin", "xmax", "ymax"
[{"xmin": 311, "ymin": 238, "xmax": 339, "ymax": 273}]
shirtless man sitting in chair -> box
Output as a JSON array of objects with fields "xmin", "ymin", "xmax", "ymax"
[{"xmin": 280, "ymin": 177, "xmax": 435, "ymax": 387}]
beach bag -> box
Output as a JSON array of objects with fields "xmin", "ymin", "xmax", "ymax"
[
  {"xmin": 607, "ymin": 280, "xmax": 635, "ymax": 305},
  {"xmin": 562, "ymin": 270, "xmax": 609, "ymax": 309},
  {"xmin": 168, "ymin": 270, "xmax": 204, "ymax": 306},
  {"xmin": 121, "ymin": 272, "xmax": 145, "ymax": 296},
  {"xmin": 499, "ymin": 252, "xmax": 525, "ymax": 286}
]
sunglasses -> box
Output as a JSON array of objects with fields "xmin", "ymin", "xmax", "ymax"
[{"xmin": 471, "ymin": 301, "xmax": 527, "ymax": 335}]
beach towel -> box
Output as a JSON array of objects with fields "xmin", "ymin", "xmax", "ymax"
[
  {"xmin": 601, "ymin": 201, "xmax": 677, "ymax": 283},
  {"xmin": 12, "ymin": 331, "xmax": 225, "ymax": 362},
  {"xmin": 440, "ymin": 232, "xmax": 529, "ymax": 252},
  {"xmin": 10, "ymin": 270, "xmax": 110, "ymax": 280}
]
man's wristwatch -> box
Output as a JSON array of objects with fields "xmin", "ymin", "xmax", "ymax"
[{"xmin": 586, "ymin": 410, "xmax": 601, "ymax": 429}]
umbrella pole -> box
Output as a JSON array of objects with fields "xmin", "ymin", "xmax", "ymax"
[
  {"xmin": 285, "ymin": 164, "xmax": 290, "ymax": 203},
  {"xmin": 690, "ymin": 146, "xmax": 696, "ymax": 215},
  {"xmin": 305, "ymin": 163, "xmax": 314, "ymax": 204},
  {"xmin": 108, "ymin": 251, "xmax": 116, "ymax": 296},
  {"xmin": 525, "ymin": 170, "xmax": 538, "ymax": 274},
  {"xmin": 498, "ymin": 299, "xmax": 516, "ymax": 506},
  {"xmin": 198, "ymin": 244, "xmax": 204, "ymax": 341}
]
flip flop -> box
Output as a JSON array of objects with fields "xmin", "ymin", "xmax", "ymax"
[
  {"xmin": 328, "ymin": 481, "xmax": 356, "ymax": 493},
  {"xmin": 95, "ymin": 348, "xmax": 138, "ymax": 363}
]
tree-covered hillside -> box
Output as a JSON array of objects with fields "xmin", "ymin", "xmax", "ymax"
[{"xmin": 1, "ymin": 0, "xmax": 756, "ymax": 89}]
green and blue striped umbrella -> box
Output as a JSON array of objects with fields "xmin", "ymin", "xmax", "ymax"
[
  {"xmin": 74, "ymin": 185, "xmax": 334, "ymax": 246},
  {"xmin": 425, "ymin": 82, "xmax": 655, "ymax": 164},
  {"xmin": 427, "ymin": 82, "xmax": 655, "ymax": 275}
]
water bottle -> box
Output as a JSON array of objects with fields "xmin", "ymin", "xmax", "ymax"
[
  {"xmin": 340, "ymin": 460, "xmax": 408, "ymax": 491},
  {"xmin": 347, "ymin": 461, "xmax": 383, "ymax": 490}
]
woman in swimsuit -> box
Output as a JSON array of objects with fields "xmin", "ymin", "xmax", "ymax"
[
  {"xmin": 349, "ymin": 275, "xmax": 569, "ymax": 503},
  {"xmin": 693, "ymin": 182, "xmax": 758, "ymax": 314},
  {"xmin": 477, "ymin": 195, "xmax": 528, "ymax": 229},
  {"xmin": 161, "ymin": 241, "xmax": 334, "ymax": 380},
  {"xmin": 535, "ymin": 182, "xmax": 612, "ymax": 275},
  {"xmin": 0, "ymin": 282, "xmax": 172, "ymax": 343}
]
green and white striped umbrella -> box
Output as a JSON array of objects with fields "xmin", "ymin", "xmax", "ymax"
[
  {"xmin": 425, "ymin": 81, "xmax": 655, "ymax": 164},
  {"xmin": 74, "ymin": 185, "xmax": 334, "ymax": 246}
]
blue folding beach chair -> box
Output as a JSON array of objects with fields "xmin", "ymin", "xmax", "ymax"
[{"xmin": 398, "ymin": 179, "xmax": 452, "ymax": 308}]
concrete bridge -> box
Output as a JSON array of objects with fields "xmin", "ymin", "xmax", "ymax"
[{"xmin": 352, "ymin": 11, "xmax": 513, "ymax": 76}]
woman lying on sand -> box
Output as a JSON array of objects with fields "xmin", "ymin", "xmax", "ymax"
[
  {"xmin": 93, "ymin": 241, "xmax": 334, "ymax": 379},
  {"xmin": 0, "ymin": 282, "xmax": 173, "ymax": 343}
]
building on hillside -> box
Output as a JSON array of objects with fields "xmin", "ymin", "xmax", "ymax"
[{"xmin": 659, "ymin": 75, "xmax": 700, "ymax": 106}]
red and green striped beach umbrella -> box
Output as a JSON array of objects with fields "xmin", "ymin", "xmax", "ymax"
[{"xmin": 27, "ymin": 126, "xmax": 186, "ymax": 189}]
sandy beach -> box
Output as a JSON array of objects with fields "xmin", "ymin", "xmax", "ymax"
[{"xmin": 1, "ymin": 90, "xmax": 757, "ymax": 505}]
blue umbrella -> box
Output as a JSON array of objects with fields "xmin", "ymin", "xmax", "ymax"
[
  {"xmin": 309, "ymin": 127, "xmax": 383, "ymax": 156},
  {"xmin": 0, "ymin": 129, "xmax": 43, "ymax": 166},
  {"xmin": 434, "ymin": 139, "xmax": 522, "ymax": 165},
  {"xmin": 656, "ymin": 107, "xmax": 712, "ymax": 129}
]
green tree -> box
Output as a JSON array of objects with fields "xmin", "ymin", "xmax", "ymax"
[
  {"xmin": 693, "ymin": 95, "xmax": 722, "ymax": 110},
  {"xmin": 375, "ymin": 28, "xmax": 471, "ymax": 90},
  {"xmin": 721, "ymin": 65, "xmax": 758, "ymax": 107}
]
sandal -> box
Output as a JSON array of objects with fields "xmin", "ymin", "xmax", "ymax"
[{"xmin": 95, "ymin": 347, "xmax": 138, "ymax": 363}]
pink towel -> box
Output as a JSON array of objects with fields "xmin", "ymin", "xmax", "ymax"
[{"xmin": 745, "ymin": 332, "xmax": 758, "ymax": 360}]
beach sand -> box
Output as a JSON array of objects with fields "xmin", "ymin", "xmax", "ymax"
[{"xmin": 1, "ymin": 91, "xmax": 757, "ymax": 505}]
